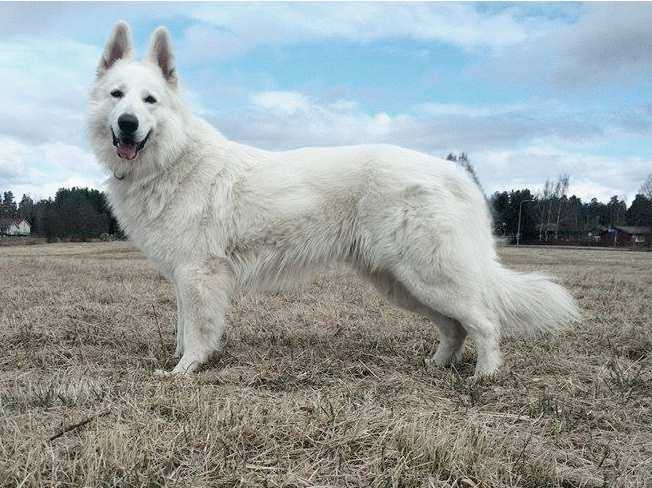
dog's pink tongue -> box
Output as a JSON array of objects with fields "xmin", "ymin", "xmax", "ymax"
[{"xmin": 117, "ymin": 143, "xmax": 138, "ymax": 160}]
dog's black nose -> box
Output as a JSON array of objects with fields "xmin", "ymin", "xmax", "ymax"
[{"xmin": 118, "ymin": 113, "xmax": 139, "ymax": 134}]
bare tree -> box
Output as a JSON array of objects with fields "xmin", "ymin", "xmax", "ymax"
[
  {"xmin": 537, "ymin": 175, "xmax": 570, "ymax": 241},
  {"xmin": 640, "ymin": 174, "xmax": 652, "ymax": 199},
  {"xmin": 554, "ymin": 175, "xmax": 569, "ymax": 240},
  {"xmin": 538, "ymin": 179, "xmax": 552, "ymax": 241},
  {"xmin": 445, "ymin": 152, "xmax": 484, "ymax": 192}
]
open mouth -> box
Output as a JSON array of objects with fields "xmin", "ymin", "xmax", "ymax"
[{"xmin": 112, "ymin": 129, "xmax": 151, "ymax": 160}]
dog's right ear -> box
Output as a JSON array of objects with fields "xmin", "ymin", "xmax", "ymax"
[{"xmin": 98, "ymin": 21, "xmax": 133, "ymax": 77}]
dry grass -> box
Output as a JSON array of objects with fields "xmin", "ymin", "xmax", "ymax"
[
  {"xmin": 0, "ymin": 236, "xmax": 47, "ymax": 247},
  {"xmin": 1, "ymin": 242, "xmax": 650, "ymax": 487}
]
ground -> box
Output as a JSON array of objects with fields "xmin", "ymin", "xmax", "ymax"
[{"xmin": 1, "ymin": 242, "xmax": 650, "ymax": 487}]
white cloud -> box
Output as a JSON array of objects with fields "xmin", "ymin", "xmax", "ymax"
[
  {"xmin": 208, "ymin": 90, "xmax": 650, "ymax": 201},
  {"xmin": 3, "ymin": 3, "xmax": 649, "ymax": 88},
  {"xmin": 0, "ymin": 34, "xmax": 106, "ymax": 199},
  {"xmin": 249, "ymin": 91, "xmax": 311, "ymax": 115},
  {"xmin": 0, "ymin": 137, "xmax": 31, "ymax": 181},
  {"xmin": 181, "ymin": 24, "xmax": 247, "ymax": 62},
  {"xmin": 0, "ymin": 2, "xmax": 556, "ymax": 57},
  {"xmin": 213, "ymin": 91, "xmax": 418, "ymax": 149},
  {"xmin": 215, "ymin": 90, "xmax": 649, "ymax": 153},
  {"xmin": 417, "ymin": 102, "xmax": 532, "ymax": 118},
  {"xmin": 476, "ymin": 146, "xmax": 651, "ymax": 203},
  {"xmin": 0, "ymin": 3, "xmax": 649, "ymax": 204},
  {"xmin": 0, "ymin": 136, "xmax": 103, "ymax": 201},
  {"xmin": 0, "ymin": 37, "xmax": 97, "ymax": 144},
  {"xmin": 178, "ymin": 3, "xmax": 557, "ymax": 63}
]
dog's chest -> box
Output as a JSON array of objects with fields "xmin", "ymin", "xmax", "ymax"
[{"xmin": 110, "ymin": 180, "xmax": 204, "ymax": 274}]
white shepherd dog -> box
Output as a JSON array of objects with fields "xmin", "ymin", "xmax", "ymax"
[{"xmin": 88, "ymin": 22, "xmax": 580, "ymax": 377}]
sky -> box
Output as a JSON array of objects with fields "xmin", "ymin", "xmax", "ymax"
[{"xmin": 1, "ymin": 2, "xmax": 651, "ymax": 203}]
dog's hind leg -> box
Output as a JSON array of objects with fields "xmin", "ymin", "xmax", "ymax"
[
  {"xmin": 364, "ymin": 269, "xmax": 467, "ymax": 367},
  {"xmin": 389, "ymin": 264, "xmax": 502, "ymax": 378},
  {"xmin": 424, "ymin": 314, "xmax": 467, "ymax": 367},
  {"xmin": 166, "ymin": 257, "xmax": 234, "ymax": 374}
]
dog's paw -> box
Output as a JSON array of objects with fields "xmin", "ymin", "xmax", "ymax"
[
  {"xmin": 424, "ymin": 350, "xmax": 465, "ymax": 369},
  {"xmin": 469, "ymin": 368, "xmax": 504, "ymax": 383},
  {"xmin": 423, "ymin": 356, "xmax": 438, "ymax": 369}
]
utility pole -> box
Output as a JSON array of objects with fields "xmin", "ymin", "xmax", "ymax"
[{"xmin": 516, "ymin": 199, "xmax": 533, "ymax": 247}]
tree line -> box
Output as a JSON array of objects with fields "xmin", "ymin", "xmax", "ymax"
[
  {"xmin": 1, "ymin": 162, "xmax": 651, "ymax": 244},
  {"xmin": 0, "ymin": 188, "xmax": 122, "ymax": 241},
  {"xmin": 489, "ymin": 176, "xmax": 652, "ymax": 244},
  {"xmin": 448, "ymin": 154, "xmax": 652, "ymax": 244}
]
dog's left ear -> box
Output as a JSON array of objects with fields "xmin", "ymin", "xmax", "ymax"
[{"xmin": 148, "ymin": 26, "xmax": 177, "ymax": 87}]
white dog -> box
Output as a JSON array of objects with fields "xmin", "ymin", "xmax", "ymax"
[{"xmin": 88, "ymin": 22, "xmax": 580, "ymax": 377}]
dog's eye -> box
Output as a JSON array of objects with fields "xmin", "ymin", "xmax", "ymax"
[
  {"xmin": 144, "ymin": 95, "xmax": 157, "ymax": 104},
  {"xmin": 110, "ymin": 89, "xmax": 123, "ymax": 98}
]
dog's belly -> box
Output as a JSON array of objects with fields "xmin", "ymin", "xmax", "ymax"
[{"xmin": 227, "ymin": 210, "xmax": 360, "ymax": 290}]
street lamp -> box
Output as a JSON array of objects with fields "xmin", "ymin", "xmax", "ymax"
[{"xmin": 516, "ymin": 199, "xmax": 533, "ymax": 247}]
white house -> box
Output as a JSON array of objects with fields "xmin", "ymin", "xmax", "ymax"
[{"xmin": 0, "ymin": 218, "xmax": 31, "ymax": 236}]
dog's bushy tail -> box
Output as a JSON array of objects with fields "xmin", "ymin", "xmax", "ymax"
[{"xmin": 489, "ymin": 265, "xmax": 581, "ymax": 338}]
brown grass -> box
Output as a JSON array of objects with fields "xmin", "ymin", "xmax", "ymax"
[
  {"xmin": 1, "ymin": 242, "xmax": 650, "ymax": 487},
  {"xmin": 0, "ymin": 236, "xmax": 47, "ymax": 247}
]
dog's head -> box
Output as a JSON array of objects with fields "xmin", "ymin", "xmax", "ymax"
[{"xmin": 88, "ymin": 22, "xmax": 189, "ymax": 178}]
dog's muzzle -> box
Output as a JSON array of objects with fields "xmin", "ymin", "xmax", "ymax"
[{"xmin": 112, "ymin": 129, "xmax": 151, "ymax": 161}]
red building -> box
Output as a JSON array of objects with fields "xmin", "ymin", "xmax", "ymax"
[{"xmin": 600, "ymin": 226, "xmax": 651, "ymax": 247}]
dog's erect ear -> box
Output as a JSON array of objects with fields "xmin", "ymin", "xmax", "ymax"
[
  {"xmin": 148, "ymin": 26, "xmax": 177, "ymax": 87},
  {"xmin": 98, "ymin": 21, "xmax": 133, "ymax": 77}
]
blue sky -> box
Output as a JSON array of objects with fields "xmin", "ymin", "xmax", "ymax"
[{"xmin": 1, "ymin": 2, "xmax": 651, "ymax": 202}]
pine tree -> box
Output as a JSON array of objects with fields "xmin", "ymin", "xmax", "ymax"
[
  {"xmin": 18, "ymin": 194, "xmax": 35, "ymax": 224},
  {"xmin": 626, "ymin": 194, "xmax": 652, "ymax": 227},
  {"xmin": 2, "ymin": 191, "xmax": 17, "ymax": 218}
]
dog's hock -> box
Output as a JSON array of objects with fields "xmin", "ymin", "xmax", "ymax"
[
  {"xmin": 148, "ymin": 26, "xmax": 177, "ymax": 87},
  {"xmin": 98, "ymin": 21, "xmax": 133, "ymax": 77}
]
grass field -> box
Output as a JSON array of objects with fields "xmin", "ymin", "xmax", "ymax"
[{"xmin": 1, "ymin": 242, "xmax": 650, "ymax": 487}]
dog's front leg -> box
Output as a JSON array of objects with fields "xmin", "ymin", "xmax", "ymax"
[{"xmin": 169, "ymin": 257, "xmax": 234, "ymax": 374}]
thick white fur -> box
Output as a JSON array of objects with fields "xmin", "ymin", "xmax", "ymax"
[{"xmin": 88, "ymin": 23, "xmax": 581, "ymax": 377}]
